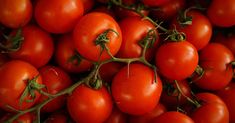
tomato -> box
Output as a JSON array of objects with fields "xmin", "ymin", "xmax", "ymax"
[
  {"xmin": 128, "ymin": 103, "xmax": 167, "ymax": 123},
  {"xmin": 104, "ymin": 106, "xmax": 127, "ymax": 123},
  {"xmin": 35, "ymin": 0, "xmax": 84, "ymax": 33},
  {"xmin": 217, "ymin": 82, "xmax": 235, "ymax": 122},
  {"xmin": 161, "ymin": 80, "xmax": 192, "ymax": 109},
  {"xmin": 113, "ymin": 6, "xmax": 149, "ymax": 20},
  {"xmin": 111, "ymin": 63, "xmax": 162, "ymax": 115},
  {"xmin": 81, "ymin": 0, "xmax": 94, "ymax": 13},
  {"xmin": 0, "ymin": 0, "xmax": 32, "ymax": 28},
  {"xmin": 0, "ymin": 113, "xmax": 35, "ymax": 123},
  {"xmin": 150, "ymin": 0, "xmax": 185, "ymax": 20},
  {"xmin": 117, "ymin": 16, "xmax": 159, "ymax": 61},
  {"xmin": 55, "ymin": 34, "xmax": 93, "ymax": 73},
  {"xmin": 0, "ymin": 60, "xmax": 42, "ymax": 111},
  {"xmin": 0, "ymin": 53, "xmax": 9, "ymax": 67},
  {"xmin": 155, "ymin": 41, "xmax": 198, "ymax": 80},
  {"xmin": 191, "ymin": 93, "xmax": 229, "ymax": 123},
  {"xmin": 171, "ymin": 10, "xmax": 212, "ymax": 50},
  {"xmin": 37, "ymin": 65, "xmax": 72, "ymax": 112},
  {"xmin": 207, "ymin": 0, "xmax": 235, "ymax": 27},
  {"xmin": 99, "ymin": 62, "xmax": 124, "ymax": 83},
  {"xmin": 44, "ymin": 111, "xmax": 72, "ymax": 123},
  {"xmin": 194, "ymin": 43, "xmax": 234, "ymax": 90},
  {"xmin": 73, "ymin": 12, "xmax": 122, "ymax": 62},
  {"xmin": 142, "ymin": 0, "xmax": 170, "ymax": 7},
  {"xmin": 214, "ymin": 33, "xmax": 235, "ymax": 56},
  {"xmin": 9, "ymin": 25, "xmax": 54, "ymax": 68},
  {"xmin": 152, "ymin": 111, "xmax": 194, "ymax": 123},
  {"xmin": 67, "ymin": 84, "xmax": 113, "ymax": 123},
  {"xmin": 92, "ymin": 6, "xmax": 116, "ymax": 19}
]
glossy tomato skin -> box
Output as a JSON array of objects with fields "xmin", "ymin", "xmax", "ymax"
[
  {"xmin": 35, "ymin": 0, "xmax": 84, "ymax": 33},
  {"xmin": 194, "ymin": 43, "xmax": 234, "ymax": 90},
  {"xmin": 67, "ymin": 84, "xmax": 113, "ymax": 123},
  {"xmin": 217, "ymin": 83, "xmax": 235, "ymax": 122},
  {"xmin": 73, "ymin": 12, "xmax": 122, "ymax": 62},
  {"xmin": 207, "ymin": 0, "xmax": 235, "ymax": 27},
  {"xmin": 117, "ymin": 16, "xmax": 159, "ymax": 61},
  {"xmin": 128, "ymin": 103, "xmax": 167, "ymax": 123},
  {"xmin": 0, "ymin": 60, "xmax": 42, "ymax": 111},
  {"xmin": 0, "ymin": 0, "xmax": 32, "ymax": 28},
  {"xmin": 155, "ymin": 41, "xmax": 198, "ymax": 80},
  {"xmin": 55, "ymin": 34, "xmax": 93, "ymax": 73},
  {"xmin": 152, "ymin": 111, "xmax": 194, "ymax": 123},
  {"xmin": 111, "ymin": 63, "xmax": 162, "ymax": 115},
  {"xmin": 171, "ymin": 10, "xmax": 212, "ymax": 50},
  {"xmin": 191, "ymin": 93, "xmax": 229, "ymax": 123},
  {"xmin": 37, "ymin": 65, "xmax": 72, "ymax": 112},
  {"xmin": 9, "ymin": 25, "xmax": 54, "ymax": 68},
  {"xmin": 104, "ymin": 106, "xmax": 127, "ymax": 123}
]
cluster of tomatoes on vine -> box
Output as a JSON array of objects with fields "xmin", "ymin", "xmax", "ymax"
[{"xmin": 0, "ymin": 0, "xmax": 235, "ymax": 123}]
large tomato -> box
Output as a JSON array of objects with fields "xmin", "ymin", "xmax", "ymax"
[
  {"xmin": 171, "ymin": 10, "xmax": 212, "ymax": 50},
  {"xmin": 194, "ymin": 43, "xmax": 234, "ymax": 90},
  {"xmin": 9, "ymin": 25, "xmax": 54, "ymax": 68},
  {"xmin": 0, "ymin": 60, "xmax": 42, "ymax": 111},
  {"xmin": 55, "ymin": 34, "xmax": 93, "ymax": 73},
  {"xmin": 117, "ymin": 16, "xmax": 159, "ymax": 61},
  {"xmin": 35, "ymin": 0, "xmax": 84, "ymax": 33},
  {"xmin": 67, "ymin": 84, "xmax": 113, "ymax": 123},
  {"xmin": 111, "ymin": 63, "xmax": 162, "ymax": 115},
  {"xmin": 152, "ymin": 111, "xmax": 194, "ymax": 123},
  {"xmin": 0, "ymin": 0, "xmax": 32, "ymax": 28},
  {"xmin": 155, "ymin": 41, "xmax": 198, "ymax": 80},
  {"xmin": 207, "ymin": 0, "xmax": 235, "ymax": 27},
  {"xmin": 37, "ymin": 65, "xmax": 72, "ymax": 112},
  {"xmin": 73, "ymin": 12, "xmax": 122, "ymax": 62}
]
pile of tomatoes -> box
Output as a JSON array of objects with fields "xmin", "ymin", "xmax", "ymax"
[{"xmin": 0, "ymin": 0, "xmax": 235, "ymax": 122}]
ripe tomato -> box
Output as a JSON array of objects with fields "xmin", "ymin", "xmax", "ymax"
[
  {"xmin": 214, "ymin": 33, "xmax": 235, "ymax": 56},
  {"xmin": 217, "ymin": 82, "xmax": 235, "ymax": 122},
  {"xmin": 191, "ymin": 93, "xmax": 229, "ymax": 123},
  {"xmin": 0, "ymin": 60, "xmax": 42, "ymax": 111},
  {"xmin": 155, "ymin": 41, "xmax": 198, "ymax": 80},
  {"xmin": 171, "ymin": 10, "xmax": 212, "ymax": 50},
  {"xmin": 67, "ymin": 84, "xmax": 113, "ymax": 123},
  {"xmin": 0, "ymin": 53, "xmax": 9, "ymax": 67},
  {"xmin": 37, "ymin": 65, "xmax": 72, "ymax": 112},
  {"xmin": 111, "ymin": 63, "xmax": 162, "ymax": 115},
  {"xmin": 44, "ymin": 111, "xmax": 71, "ymax": 123},
  {"xmin": 9, "ymin": 25, "xmax": 54, "ymax": 68},
  {"xmin": 152, "ymin": 111, "xmax": 194, "ymax": 123},
  {"xmin": 207, "ymin": 0, "xmax": 235, "ymax": 27},
  {"xmin": 35, "ymin": 0, "xmax": 84, "ymax": 33},
  {"xmin": 142, "ymin": 0, "xmax": 170, "ymax": 7},
  {"xmin": 0, "ymin": 0, "xmax": 32, "ymax": 28},
  {"xmin": 194, "ymin": 43, "xmax": 234, "ymax": 90},
  {"xmin": 73, "ymin": 12, "xmax": 122, "ymax": 62},
  {"xmin": 55, "ymin": 34, "xmax": 93, "ymax": 73},
  {"xmin": 92, "ymin": 6, "xmax": 116, "ymax": 19},
  {"xmin": 113, "ymin": 6, "xmax": 149, "ymax": 20},
  {"xmin": 117, "ymin": 16, "xmax": 159, "ymax": 61},
  {"xmin": 128, "ymin": 103, "xmax": 167, "ymax": 123},
  {"xmin": 104, "ymin": 106, "xmax": 127, "ymax": 123},
  {"xmin": 0, "ymin": 113, "xmax": 35, "ymax": 123},
  {"xmin": 150, "ymin": 0, "xmax": 185, "ymax": 20},
  {"xmin": 81, "ymin": 0, "xmax": 94, "ymax": 13}
]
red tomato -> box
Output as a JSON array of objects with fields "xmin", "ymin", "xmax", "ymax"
[
  {"xmin": 92, "ymin": 6, "xmax": 116, "ymax": 19},
  {"xmin": 171, "ymin": 10, "xmax": 212, "ymax": 50},
  {"xmin": 129, "ymin": 103, "xmax": 167, "ymax": 123},
  {"xmin": 104, "ymin": 106, "xmax": 127, "ymax": 123},
  {"xmin": 0, "ymin": 113, "xmax": 35, "ymax": 123},
  {"xmin": 142, "ymin": 0, "xmax": 170, "ymax": 7},
  {"xmin": 37, "ymin": 65, "xmax": 72, "ymax": 112},
  {"xmin": 0, "ymin": 0, "xmax": 32, "ymax": 28},
  {"xmin": 191, "ymin": 93, "xmax": 229, "ymax": 123},
  {"xmin": 81, "ymin": 0, "xmax": 94, "ymax": 13},
  {"xmin": 152, "ymin": 111, "xmax": 194, "ymax": 123},
  {"xmin": 67, "ymin": 84, "xmax": 113, "ymax": 123},
  {"xmin": 113, "ymin": 6, "xmax": 149, "ymax": 20},
  {"xmin": 150, "ymin": 0, "xmax": 185, "ymax": 20},
  {"xmin": 44, "ymin": 111, "xmax": 71, "ymax": 123},
  {"xmin": 35, "ymin": 0, "xmax": 84, "ymax": 33},
  {"xmin": 217, "ymin": 82, "xmax": 235, "ymax": 122},
  {"xmin": 0, "ymin": 60, "xmax": 42, "ymax": 111},
  {"xmin": 73, "ymin": 12, "xmax": 122, "ymax": 62},
  {"xmin": 194, "ymin": 43, "xmax": 234, "ymax": 90},
  {"xmin": 0, "ymin": 53, "xmax": 9, "ymax": 67},
  {"xmin": 9, "ymin": 25, "xmax": 54, "ymax": 68},
  {"xmin": 214, "ymin": 33, "xmax": 235, "ymax": 56},
  {"xmin": 207, "ymin": 0, "xmax": 235, "ymax": 27},
  {"xmin": 155, "ymin": 41, "xmax": 198, "ymax": 80},
  {"xmin": 111, "ymin": 63, "xmax": 162, "ymax": 115},
  {"xmin": 117, "ymin": 16, "xmax": 159, "ymax": 61},
  {"xmin": 55, "ymin": 34, "xmax": 93, "ymax": 73}
]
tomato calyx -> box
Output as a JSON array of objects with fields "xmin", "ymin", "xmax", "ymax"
[
  {"xmin": 67, "ymin": 51, "xmax": 82, "ymax": 66},
  {"xmin": 0, "ymin": 29, "xmax": 24, "ymax": 53},
  {"xmin": 19, "ymin": 75, "xmax": 45, "ymax": 107},
  {"xmin": 138, "ymin": 29, "xmax": 157, "ymax": 49}
]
